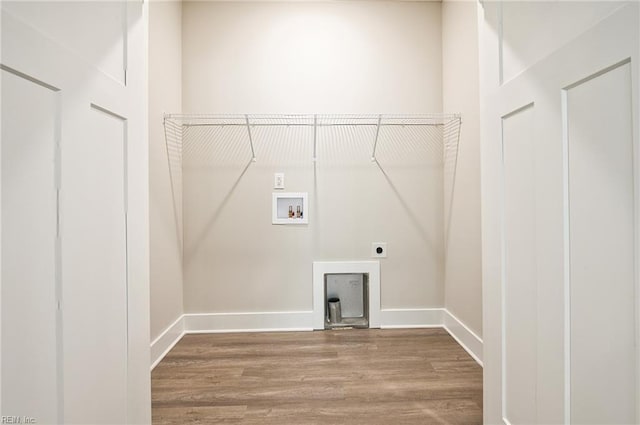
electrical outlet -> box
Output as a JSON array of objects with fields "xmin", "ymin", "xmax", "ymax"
[
  {"xmin": 372, "ymin": 242, "xmax": 387, "ymax": 258},
  {"xmin": 274, "ymin": 172, "xmax": 285, "ymax": 189}
]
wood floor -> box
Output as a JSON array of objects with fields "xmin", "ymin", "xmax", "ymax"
[{"xmin": 152, "ymin": 328, "xmax": 483, "ymax": 425}]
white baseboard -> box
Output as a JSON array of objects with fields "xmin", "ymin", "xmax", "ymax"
[
  {"xmin": 150, "ymin": 308, "xmax": 484, "ymax": 369},
  {"xmin": 443, "ymin": 309, "xmax": 483, "ymax": 366},
  {"xmin": 150, "ymin": 315, "xmax": 185, "ymax": 370},
  {"xmin": 183, "ymin": 311, "xmax": 314, "ymax": 333},
  {"xmin": 380, "ymin": 308, "xmax": 444, "ymax": 328}
]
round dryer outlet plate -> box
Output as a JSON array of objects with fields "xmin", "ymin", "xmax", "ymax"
[{"xmin": 371, "ymin": 242, "xmax": 387, "ymax": 258}]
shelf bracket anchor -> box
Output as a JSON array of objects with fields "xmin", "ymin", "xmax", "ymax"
[
  {"xmin": 245, "ymin": 114, "xmax": 257, "ymax": 162},
  {"xmin": 370, "ymin": 114, "xmax": 383, "ymax": 161},
  {"xmin": 313, "ymin": 114, "xmax": 317, "ymax": 162}
]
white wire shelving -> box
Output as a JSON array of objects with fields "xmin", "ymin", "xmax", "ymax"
[
  {"xmin": 162, "ymin": 113, "xmax": 463, "ymax": 253},
  {"xmin": 163, "ymin": 113, "xmax": 461, "ymax": 163}
]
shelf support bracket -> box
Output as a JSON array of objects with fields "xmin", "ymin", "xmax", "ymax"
[
  {"xmin": 370, "ymin": 115, "xmax": 383, "ymax": 161},
  {"xmin": 245, "ymin": 115, "xmax": 257, "ymax": 162},
  {"xmin": 313, "ymin": 114, "xmax": 317, "ymax": 161}
]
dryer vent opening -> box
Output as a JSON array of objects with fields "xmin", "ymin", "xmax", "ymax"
[{"xmin": 324, "ymin": 273, "xmax": 369, "ymax": 329}]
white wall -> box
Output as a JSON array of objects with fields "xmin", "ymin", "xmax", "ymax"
[
  {"xmin": 180, "ymin": 1, "xmax": 446, "ymax": 319},
  {"xmin": 149, "ymin": 0, "xmax": 184, "ymax": 344},
  {"xmin": 441, "ymin": 0, "xmax": 482, "ymax": 338},
  {"xmin": 478, "ymin": 2, "xmax": 639, "ymax": 423}
]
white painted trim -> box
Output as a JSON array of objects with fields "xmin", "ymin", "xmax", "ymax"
[
  {"xmin": 443, "ymin": 310, "xmax": 484, "ymax": 367},
  {"xmin": 500, "ymin": 109, "xmax": 509, "ymax": 424},
  {"xmin": 312, "ymin": 261, "xmax": 381, "ymax": 330},
  {"xmin": 631, "ymin": 5, "xmax": 640, "ymax": 417},
  {"xmin": 150, "ymin": 315, "xmax": 184, "ymax": 370},
  {"xmin": 380, "ymin": 308, "xmax": 443, "ymax": 329},
  {"xmin": 499, "ymin": 103, "xmax": 535, "ymax": 423},
  {"xmin": 183, "ymin": 311, "xmax": 314, "ymax": 333},
  {"xmin": 149, "ymin": 309, "xmax": 485, "ymax": 371},
  {"xmin": 561, "ymin": 87, "xmax": 572, "ymax": 425}
]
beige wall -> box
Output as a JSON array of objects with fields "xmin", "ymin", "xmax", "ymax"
[
  {"xmin": 181, "ymin": 1, "xmax": 446, "ymax": 314},
  {"xmin": 182, "ymin": 1, "xmax": 442, "ymax": 114},
  {"xmin": 442, "ymin": 0, "xmax": 482, "ymax": 337},
  {"xmin": 149, "ymin": 0, "xmax": 184, "ymax": 341}
]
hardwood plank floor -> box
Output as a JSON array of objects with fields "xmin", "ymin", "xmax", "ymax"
[{"xmin": 152, "ymin": 328, "xmax": 483, "ymax": 425}]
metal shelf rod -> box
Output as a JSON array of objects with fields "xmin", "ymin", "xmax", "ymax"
[
  {"xmin": 182, "ymin": 123, "xmax": 447, "ymax": 128},
  {"xmin": 245, "ymin": 115, "xmax": 257, "ymax": 161},
  {"xmin": 370, "ymin": 115, "xmax": 383, "ymax": 161},
  {"xmin": 313, "ymin": 114, "xmax": 317, "ymax": 161}
]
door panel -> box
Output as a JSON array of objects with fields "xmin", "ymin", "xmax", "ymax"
[
  {"xmin": 568, "ymin": 61, "xmax": 635, "ymax": 424},
  {"xmin": 1, "ymin": 1, "xmax": 149, "ymax": 423},
  {"xmin": 1, "ymin": 67, "xmax": 59, "ymax": 424},
  {"xmin": 480, "ymin": 2, "xmax": 639, "ymax": 423},
  {"xmin": 64, "ymin": 105, "xmax": 127, "ymax": 424},
  {"xmin": 502, "ymin": 104, "xmax": 537, "ymax": 425}
]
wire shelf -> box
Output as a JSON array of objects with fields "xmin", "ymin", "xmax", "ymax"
[
  {"xmin": 165, "ymin": 113, "xmax": 460, "ymax": 127},
  {"xmin": 162, "ymin": 113, "xmax": 462, "ymax": 252},
  {"xmin": 164, "ymin": 113, "xmax": 461, "ymax": 162}
]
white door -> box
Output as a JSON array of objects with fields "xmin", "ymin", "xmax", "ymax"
[
  {"xmin": 480, "ymin": 2, "xmax": 639, "ymax": 424},
  {"xmin": 0, "ymin": 2, "xmax": 150, "ymax": 424},
  {"xmin": 1, "ymin": 63, "xmax": 61, "ymax": 425}
]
